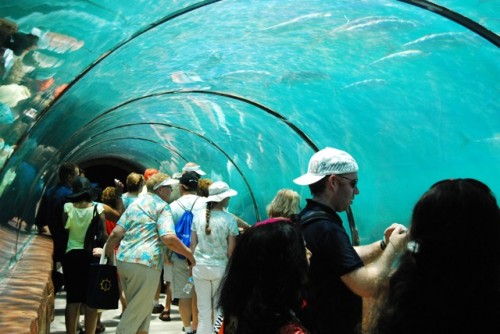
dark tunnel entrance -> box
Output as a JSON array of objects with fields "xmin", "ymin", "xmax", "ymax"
[{"xmin": 78, "ymin": 158, "xmax": 144, "ymax": 191}]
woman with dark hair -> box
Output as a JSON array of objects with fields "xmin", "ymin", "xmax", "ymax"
[
  {"xmin": 368, "ymin": 178, "xmax": 500, "ymax": 334},
  {"xmin": 62, "ymin": 176, "xmax": 106, "ymax": 334},
  {"xmin": 215, "ymin": 217, "xmax": 310, "ymax": 334}
]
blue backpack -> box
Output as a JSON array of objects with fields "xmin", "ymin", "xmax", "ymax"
[{"xmin": 174, "ymin": 198, "xmax": 200, "ymax": 259}]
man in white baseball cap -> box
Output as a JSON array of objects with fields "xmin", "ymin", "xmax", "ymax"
[{"xmin": 294, "ymin": 147, "xmax": 408, "ymax": 334}]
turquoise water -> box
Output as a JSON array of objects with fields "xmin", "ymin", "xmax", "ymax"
[{"xmin": 0, "ymin": 0, "xmax": 498, "ymax": 275}]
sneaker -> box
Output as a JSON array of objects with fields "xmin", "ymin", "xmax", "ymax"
[{"xmin": 152, "ymin": 303, "xmax": 164, "ymax": 314}]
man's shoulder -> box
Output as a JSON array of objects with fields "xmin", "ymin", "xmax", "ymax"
[
  {"xmin": 300, "ymin": 200, "xmax": 341, "ymax": 224},
  {"xmin": 53, "ymin": 184, "xmax": 72, "ymax": 198},
  {"xmin": 173, "ymin": 194, "xmax": 205, "ymax": 209},
  {"xmin": 303, "ymin": 209, "xmax": 340, "ymax": 219},
  {"xmin": 171, "ymin": 195, "xmax": 204, "ymax": 222},
  {"xmin": 300, "ymin": 211, "xmax": 342, "ymax": 233}
]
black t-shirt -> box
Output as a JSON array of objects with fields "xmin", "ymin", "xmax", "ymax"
[{"xmin": 299, "ymin": 199, "xmax": 364, "ymax": 334}]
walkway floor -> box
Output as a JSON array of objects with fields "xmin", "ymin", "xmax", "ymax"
[{"xmin": 50, "ymin": 291, "xmax": 185, "ymax": 334}]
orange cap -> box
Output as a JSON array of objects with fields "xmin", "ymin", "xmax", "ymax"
[{"xmin": 143, "ymin": 168, "xmax": 159, "ymax": 181}]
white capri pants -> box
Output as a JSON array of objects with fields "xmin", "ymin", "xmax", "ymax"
[{"xmin": 192, "ymin": 264, "xmax": 226, "ymax": 334}]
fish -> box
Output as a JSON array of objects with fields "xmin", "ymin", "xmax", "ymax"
[
  {"xmin": 370, "ymin": 50, "xmax": 424, "ymax": 65},
  {"xmin": 332, "ymin": 16, "xmax": 416, "ymax": 33},
  {"xmin": 262, "ymin": 13, "xmax": 331, "ymax": 31},
  {"xmin": 343, "ymin": 78, "xmax": 387, "ymax": 89}
]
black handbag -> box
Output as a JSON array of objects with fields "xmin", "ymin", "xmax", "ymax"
[
  {"xmin": 84, "ymin": 205, "xmax": 106, "ymax": 253},
  {"xmin": 86, "ymin": 247, "xmax": 120, "ymax": 309}
]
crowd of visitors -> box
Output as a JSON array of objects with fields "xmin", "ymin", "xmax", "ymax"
[{"xmin": 33, "ymin": 149, "xmax": 498, "ymax": 334}]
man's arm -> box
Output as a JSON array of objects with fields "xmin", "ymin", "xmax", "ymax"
[
  {"xmin": 190, "ymin": 230, "xmax": 198, "ymax": 253},
  {"xmin": 354, "ymin": 241, "xmax": 383, "ymax": 264},
  {"xmin": 355, "ymin": 222, "xmax": 407, "ymax": 264},
  {"xmin": 161, "ymin": 234, "xmax": 196, "ymax": 266},
  {"xmin": 342, "ymin": 225, "xmax": 407, "ymax": 298}
]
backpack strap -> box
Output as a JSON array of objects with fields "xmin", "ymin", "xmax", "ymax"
[
  {"xmin": 300, "ymin": 209, "xmax": 361, "ymax": 246},
  {"xmin": 189, "ymin": 197, "xmax": 200, "ymax": 211},
  {"xmin": 177, "ymin": 196, "xmax": 200, "ymax": 212},
  {"xmin": 300, "ymin": 210, "xmax": 336, "ymax": 228}
]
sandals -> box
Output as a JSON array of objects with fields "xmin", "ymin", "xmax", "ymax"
[
  {"xmin": 152, "ymin": 303, "xmax": 165, "ymax": 314},
  {"xmin": 96, "ymin": 322, "xmax": 106, "ymax": 333},
  {"xmin": 159, "ymin": 310, "xmax": 171, "ymax": 322},
  {"xmin": 77, "ymin": 322, "xmax": 106, "ymax": 334}
]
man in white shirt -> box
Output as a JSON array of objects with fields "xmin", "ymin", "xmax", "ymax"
[{"xmin": 169, "ymin": 171, "xmax": 206, "ymax": 334}]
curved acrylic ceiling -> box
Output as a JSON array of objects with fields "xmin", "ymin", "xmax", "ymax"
[{"xmin": 0, "ymin": 0, "xmax": 499, "ymax": 241}]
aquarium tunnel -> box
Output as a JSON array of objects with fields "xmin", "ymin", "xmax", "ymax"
[{"xmin": 0, "ymin": 0, "xmax": 498, "ymax": 280}]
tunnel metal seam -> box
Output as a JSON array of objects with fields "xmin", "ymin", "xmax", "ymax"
[
  {"xmin": 64, "ymin": 137, "xmax": 167, "ymax": 173},
  {"xmin": 397, "ymin": 0, "xmax": 500, "ymax": 47},
  {"xmin": 91, "ymin": 89, "xmax": 319, "ymax": 152}
]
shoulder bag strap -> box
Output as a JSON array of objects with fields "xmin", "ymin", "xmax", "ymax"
[{"xmin": 346, "ymin": 205, "xmax": 360, "ymax": 246}]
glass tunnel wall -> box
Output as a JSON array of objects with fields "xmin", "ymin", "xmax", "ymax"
[{"xmin": 0, "ymin": 0, "xmax": 498, "ymax": 280}]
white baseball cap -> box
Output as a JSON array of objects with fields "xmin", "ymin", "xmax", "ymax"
[
  {"xmin": 182, "ymin": 162, "xmax": 206, "ymax": 176},
  {"xmin": 172, "ymin": 172, "xmax": 183, "ymax": 179},
  {"xmin": 293, "ymin": 147, "xmax": 358, "ymax": 185}
]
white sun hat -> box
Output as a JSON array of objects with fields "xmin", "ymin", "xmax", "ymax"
[
  {"xmin": 207, "ymin": 181, "xmax": 237, "ymax": 202},
  {"xmin": 153, "ymin": 177, "xmax": 179, "ymax": 190},
  {"xmin": 293, "ymin": 147, "xmax": 358, "ymax": 186}
]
